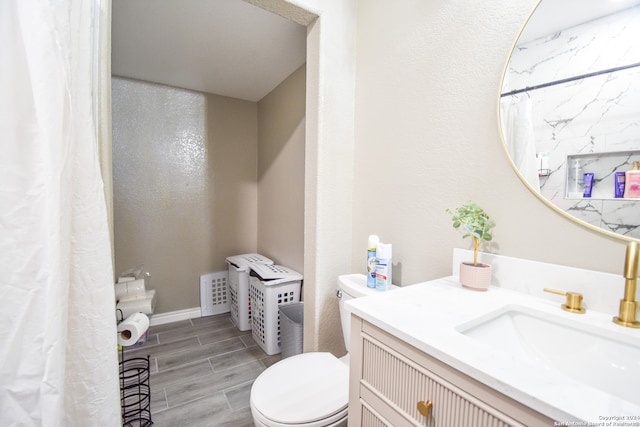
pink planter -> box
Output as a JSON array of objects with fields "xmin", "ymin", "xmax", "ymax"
[{"xmin": 459, "ymin": 262, "xmax": 492, "ymax": 291}]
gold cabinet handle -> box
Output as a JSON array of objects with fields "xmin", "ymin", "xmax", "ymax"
[{"xmin": 417, "ymin": 400, "xmax": 433, "ymax": 416}]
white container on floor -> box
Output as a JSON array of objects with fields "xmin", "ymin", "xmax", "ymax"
[{"xmin": 225, "ymin": 253, "xmax": 273, "ymax": 331}]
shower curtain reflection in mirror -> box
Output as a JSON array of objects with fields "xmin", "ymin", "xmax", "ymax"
[{"xmin": 500, "ymin": 94, "xmax": 541, "ymax": 192}]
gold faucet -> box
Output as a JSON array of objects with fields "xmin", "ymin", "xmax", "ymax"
[{"xmin": 613, "ymin": 241, "xmax": 640, "ymax": 328}]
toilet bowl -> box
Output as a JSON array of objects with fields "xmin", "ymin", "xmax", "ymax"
[
  {"xmin": 250, "ymin": 352, "xmax": 349, "ymax": 427},
  {"xmin": 249, "ymin": 274, "xmax": 397, "ymax": 427}
]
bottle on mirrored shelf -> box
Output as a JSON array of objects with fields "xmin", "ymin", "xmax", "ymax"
[{"xmin": 623, "ymin": 161, "xmax": 640, "ymax": 198}]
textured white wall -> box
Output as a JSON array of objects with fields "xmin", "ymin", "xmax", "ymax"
[
  {"xmin": 286, "ymin": 0, "xmax": 628, "ymax": 357},
  {"xmin": 284, "ymin": 0, "xmax": 358, "ymax": 354},
  {"xmin": 350, "ymin": 0, "xmax": 626, "ymax": 296}
]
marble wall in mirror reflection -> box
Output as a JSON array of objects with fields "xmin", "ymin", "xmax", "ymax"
[{"xmin": 501, "ymin": 5, "xmax": 640, "ymax": 239}]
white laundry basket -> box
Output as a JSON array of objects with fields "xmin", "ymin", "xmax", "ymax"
[
  {"xmin": 249, "ymin": 263, "xmax": 303, "ymax": 355},
  {"xmin": 225, "ymin": 254, "xmax": 273, "ymax": 331}
]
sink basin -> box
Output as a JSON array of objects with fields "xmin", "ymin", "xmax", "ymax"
[{"xmin": 456, "ymin": 305, "xmax": 640, "ymax": 405}]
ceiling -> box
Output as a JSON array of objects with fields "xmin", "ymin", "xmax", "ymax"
[
  {"xmin": 111, "ymin": 0, "xmax": 307, "ymax": 102},
  {"xmin": 112, "ymin": 0, "xmax": 640, "ymax": 101}
]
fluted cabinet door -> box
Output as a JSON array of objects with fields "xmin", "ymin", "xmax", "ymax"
[{"xmin": 348, "ymin": 316, "xmax": 554, "ymax": 427}]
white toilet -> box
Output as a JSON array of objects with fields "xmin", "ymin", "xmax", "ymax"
[{"xmin": 249, "ymin": 274, "xmax": 396, "ymax": 427}]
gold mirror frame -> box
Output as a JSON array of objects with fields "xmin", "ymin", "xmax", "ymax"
[{"xmin": 497, "ymin": 0, "xmax": 639, "ymax": 244}]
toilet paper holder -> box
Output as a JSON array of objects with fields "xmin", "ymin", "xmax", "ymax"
[{"xmin": 116, "ymin": 308, "xmax": 153, "ymax": 426}]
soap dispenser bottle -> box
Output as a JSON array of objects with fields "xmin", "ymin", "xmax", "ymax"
[
  {"xmin": 375, "ymin": 243, "xmax": 392, "ymax": 291},
  {"xmin": 567, "ymin": 159, "xmax": 584, "ymax": 198},
  {"xmin": 367, "ymin": 235, "xmax": 379, "ymax": 288},
  {"xmin": 623, "ymin": 160, "xmax": 640, "ymax": 198}
]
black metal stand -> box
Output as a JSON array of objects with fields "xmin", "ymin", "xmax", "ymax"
[
  {"xmin": 119, "ymin": 348, "xmax": 152, "ymax": 427},
  {"xmin": 117, "ymin": 309, "xmax": 152, "ymax": 426}
]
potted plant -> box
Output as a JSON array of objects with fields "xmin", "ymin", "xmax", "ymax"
[{"xmin": 446, "ymin": 202, "xmax": 496, "ymax": 290}]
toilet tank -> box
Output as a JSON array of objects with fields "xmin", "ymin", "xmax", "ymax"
[{"xmin": 338, "ymin": 274, "xmax": 397, "ymax": 351}]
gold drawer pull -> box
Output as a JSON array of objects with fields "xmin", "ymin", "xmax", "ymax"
[{"xmin": 417, "ymin": 400, "xmax": 433, "ymax": 416}]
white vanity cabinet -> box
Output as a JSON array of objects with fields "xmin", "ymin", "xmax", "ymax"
[{"xmin": 348, "ymin": 315, "xmax": 554, "ymax": 427}]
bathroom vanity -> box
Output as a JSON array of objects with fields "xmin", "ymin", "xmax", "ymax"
[
  {"xmin": 344, "ymin": 253, "xmax": 640, "ymax": 427},
  {"xmin": 348, "ymin": 315, "xmax": 551, "ymax": 426}
]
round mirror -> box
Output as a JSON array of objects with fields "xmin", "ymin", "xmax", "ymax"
[{"xmin": 499, "ymin": 0, "xmax": 640, "ymax": 241}]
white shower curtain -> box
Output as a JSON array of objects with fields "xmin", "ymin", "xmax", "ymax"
[
  {"xmin": 0, "ymin": 1, "xmax": 120, "ymax": 425},
  {"xmin": 500, "ymin": 94, "xmax": 541, "ymax": 192}
]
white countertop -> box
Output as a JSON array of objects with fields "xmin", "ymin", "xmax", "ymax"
[{"xmin": 345, "ymin": 276, "xmax": 640, "ymax": 423}]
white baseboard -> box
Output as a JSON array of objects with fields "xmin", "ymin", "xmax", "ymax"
[{"xmin": 150, "ymin": 307, "xmax": 202, "ymax": 326}]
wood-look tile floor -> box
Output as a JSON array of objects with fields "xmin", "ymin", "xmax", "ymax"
[{"xmin": 122, "ymin": 313, "xmax": 281, "ymax": 427}]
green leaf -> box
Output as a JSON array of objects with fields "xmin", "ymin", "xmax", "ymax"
[{"xmin": 446, "ymin": 201, "xmax": 496, "ymax": 246}]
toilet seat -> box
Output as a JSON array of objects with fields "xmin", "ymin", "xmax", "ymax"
[
  {"xmin": 251, "ymin": 403, "xmax": 347, "ymax": 427},
  {"xmin": 250, "ymin": 352, "xmax": 349, "ymax": 426}
]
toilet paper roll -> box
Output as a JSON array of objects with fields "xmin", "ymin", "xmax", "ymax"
[
  {"xmin": 115, "ymin": 278, "xmax": 146, "ymax": 300},
  {"xmin": 117, "ymin": 312, "xmax": 150, "ymax": 346},
  {"xmin": 116, "ymin": 290, "xmax": 157, "ymax": 318},
  {"xmin": 114, "ymin": 282, "xmax": 128, "ymax": 300},
  {"xmin": 118, "ymin": 292, "xmax": 150, "ymax": 302},
  {"xmin": 126, "ymin": 278, "xmax": 146, "ymax": 296}
]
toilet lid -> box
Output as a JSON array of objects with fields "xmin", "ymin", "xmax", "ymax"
[{"xmin": 251, "ymin": 352, "xmax": 349, "ymax": 424}]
